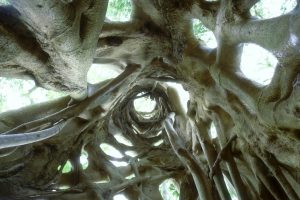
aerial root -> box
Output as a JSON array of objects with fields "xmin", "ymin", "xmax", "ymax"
[{"xmin": 210, "ymin": 134, "xmax": 237, "ymax": 178}]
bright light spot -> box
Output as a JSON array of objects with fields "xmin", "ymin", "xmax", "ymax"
[
  {"xmin": 159, "ymin": 179, "xmax": 180, "ymax": 200},
  {"xmin": 0, "ymin": 78, "xmax": 64, "ymax": 112},
  {"xmin": 29, "ymin": 87, "xmax": 65, "ymax": 103},
  {"xmin": 95, "ymin": 179, "xmax": 110, "ymax": 184},
  {"xmin": 0, "ymin": 0, "xmax": 9, "ymax": 5},
  {"xmin": 167, "ymin": 82, "xmax": 190, "ymax": 114},
  {"xmin": 111, "ymin": 160, "xmax": 128, "ymax": 167},
  {"xmin": 133, "ymin": 93, "xmax": 157, "ymax": 113},
  {"xmin": 59, "ymin": 185, "xmax": 70, "ymax": 190},
  {"xmin": 153, "ymin": 139, "xmax": 164, "ymax": 146},
  {"xmin": 113, "ymin": 194, "xmax": 128, "ymax": 200},
  {"xmin": 223, "ymin": 174, "xmax": 238, "ymax": 200},
  {"xmin": 289, "ymin": 33, "xmax": 299, "ymax": 46},
  {"xmin": 125, "ymin": 174, "xmax": 135, "ymax": 179},
  {"xmin": 241, "ymin": 43, "xmax": 277, "ymax": 85},
  {"xmin": 125, "ymin": 151, "xmax": 137, "ymax": 157},
  {"xmin": 80, "ymin": 150, "xmax": 89, "ymax": 170},
  {"xmin": 251, "ymin": 0, "xmax": 297, "ymax": 19},
  {"xmin": 192, "ymin": 19, "xmax": 217, "ymax": 48},
  {"xmin": 87, "ymin": 64, "xmax": 121, "ymax": 84},
  {"xmin": 210, "ymin": 123, "xmax": 218, "ymax": 139},
  {"xmin": 114, "ymin": 134, "xmax": 133, "ymax": 146},
  {"xmin": 100, "ymin": 143, "xmax": 124, "ymax": 158}
]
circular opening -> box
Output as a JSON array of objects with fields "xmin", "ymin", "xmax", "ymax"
[
  {"xmin": 0, "ymin": 77, "xmax": 65, "ymax": 113},
  {"xmin": 87, "ymin": 64, "xmax": 121, "ymax": 84},
  {"xmin": 159, "ymin": 178, "xmax": 180, "ymax": 200},
  {"xmin": 192, "ymin": 19, "xmax": 217, "ymax": 48},
  {"xmin": 106, "ymin": 0, "xmax": 132, "ymax": 22},
  {"xmin": 133, "ymin": 93, "xmax": 157, "ymax": 114},
  {"xmin": 240, "ymin": 43, "xmax": 277, "ymax": 85},
  {"xmin": 250, "ymin": 0, "xmax": 297, "ymax": 19}
]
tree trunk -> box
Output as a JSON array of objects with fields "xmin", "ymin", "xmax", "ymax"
[{"xmin": 0, "ymin": 0, "xmax": 299, "ymax": 199}]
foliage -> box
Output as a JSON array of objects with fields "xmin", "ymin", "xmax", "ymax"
[
  {"xmin": 0, "ymin": 77, "xmax": 64, "ymax": 112},
  {"xmin": 250, "ymin": 0, "xmax": 297, "ymax": 19},
  {"xmin": 192, "ymin": 19, "xmax": 217, "ymax": 48},
  {"xmin": 62, "ymin": 160, "xmax": 72, "ymax": 173},
  {"xmin": 106, "ymin": 0, "xmax": 132, "ymax": 21},
  {"xmin": 159, "ymin": 179, "xmax": 180, "ymax": 200},
  {"xmin": 0, "ymin": 0, "xmax": 8, "ymax": 5}
]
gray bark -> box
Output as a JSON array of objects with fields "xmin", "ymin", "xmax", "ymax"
[{"xmin": 0, "ymin": 0, "xmax": 299, "ymax": 199}]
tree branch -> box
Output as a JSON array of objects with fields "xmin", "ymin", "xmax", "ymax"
[
  {"xmin": 164, "ymin": 114, "xmax": 214, "ymax": 200},
  {"xmin": 0, "ymin": 120, "xmax": 65, "ymax": 149}
]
